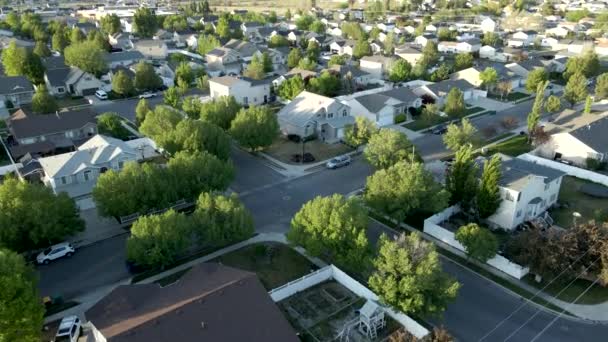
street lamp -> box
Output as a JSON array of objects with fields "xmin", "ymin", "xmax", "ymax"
[{"xmin": 302, "ymin": 123, "xmax": 311, "ymax": 164}]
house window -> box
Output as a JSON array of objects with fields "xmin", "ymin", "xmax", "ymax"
[
  {"xmin": 516, "ymin": 209, "xmax": 522, "ymax": 217},
  {"xmin": 243, "ymin": 97, "xmax": 248, "ymax": 105},
  {"xmin": 58, "ymin": 87, "xmax": 65, "ymax": 93},
  {"xmin": 84, "ymin": 170, "xmax": 91, "ymax": 181},
  {"xmin": 343, "ymin": 110, "xmax": 347, "ymax": 117},
  {"xmin": 544, "ymin": 183, "xmax": 549, "ymax": 190},
  {"xmin": 61, "ymin": 176, "xmax": 67, "ymax": 185},
  {"xmin": 118, "ymin": 161, "xmax": 124, "ymax": 169},
  {"xmin": 550, "ymin": 194, "xmax": 556, "ymax": 202},
  {"xmin": 505, "ymin": 191, "xmax": 515, "ymax": 201},
  {"xmin": 328, "ymin": 113, "xmax": 334, "ymax": 119}
]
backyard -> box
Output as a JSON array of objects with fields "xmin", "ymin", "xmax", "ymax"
[
  {"xmin": 264, "ymin": 137, "xmax": 353, "ymax": 165},
  {"xmin": 484, "ymin": 135, "xmax": 532, "ymax": 157},
  {"xmin": 550, "ymin": 176, "xmax": 608, "ymax": 229},
  {"xmin": 403, "ymin": 106, "xmax": 486, "ymax": 132},
  {"xmin": 488, "ymin": 91, "xmax": 530, "ymax": 102}
]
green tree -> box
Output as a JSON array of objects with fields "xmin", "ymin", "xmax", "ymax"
[
  {"xmin": 443, "ymin": 118, "xmax": 477, "ymax": 151},
  {"xmin": 64, "ymin": 41, "xmax": 108, "ymax": 77},
  {"xmin": 353, "ymin": 40, "xmax": 372, "ymax": 59},
  {"xmin": 261, "ymin": 52, "xmax": 273, "ymax": 73},
  {"xmin": 285, "ymin": 9, "xmax": 292, "ymax": 20},
  {"xmin": 175, "ymin": 62, "xmax": 194, "ymax": 86},
  {"xmin": 31, "ymin": 84, "xmax": 58, "ymax": 114},
  {"xmin": 479, "ymin": 67, "xmax": 498, "ymax": 90},
  {"xmin": 100, "ymin": 14, "xmax": 121, "ymax": 35},
  {"xmin": 244, "ymin": 54, "xmax": 266, "ymax": 79},
  {"xmin": 438, "ymin": 27, "xmax": 456, "ymax": 41},
  {"xmin": 454, "ymin": 53, "xmax": 474, "ymax": 71},
  {"xmin": 527, "ymin": 81, "xmax": 548, "ymax": 141},
  {"xmin": 364, "ymin": 128, "xmax": 418, "ymax": 169},
  {"xmin": 1, "ymin": 41, "xmax": 27, "ymax": 77},
  {"xmin": 421, "ymin": 41, "xmax": 439, "ymax": 66},
  {"xmin": 306, "ymin": 40, "xmax": 320, "ymax": 60},
  {"xmin": 595, "ymin": 73, "xmax": 608, "ymax": 100},
  {"xmin": 33, "ymin": 41, "xmax": 50, "ymax": 57},
  {"xmin": 140, "ymin": 105, "xmax": 183, "ymax": 146},
  {"xmin": 384, "ymin": 32, "xmax": 395, "ymax": 55},
  {"xmin": 134, "ymin": 7, "xmax": 158, "ymax": 38},
  {"xmin": 112, "ymin": 70, "xmax": 135, "ymax": 97},
  {"xmin": 455, "ymin": 223, "xmax": 499, "ymax": 262},
  {"xmin": 444, "ymin": 87, "xmax": 466, "ymax": 117},
  {"xmin": 97, "ymin": 112, "xmax": 131, "ymax": 140},
  {"xmin": 230, "ymin": 106, "xmax": 279, "ymax": 151},
  {"xmin": 193, "ymin": 193, "xmax": 254, "ymax": 246},
  {"xmin": 163, "ymin": 86, "xmax": 182, "ymax": 108},
  {"xmin": 134, "ymin": 61, "xmax": 163, "ymax": 91},
  {"xmin": 525, "ymin": 68, "xmax": 549, "ymax": 93},
  {"xmin": 199, "ymin": 96, "xmax": 241, "ymax": 129},
  {"xmin": 564, "ymin": 72, "xmax": 588, "ymax": 107},
  {"xmin": 344, "ymin": 116, "xmax": 377, "ymax": 147},
  {"xmin": 476, "ymin": 155, "xmax": 502, "ymax": 218},
  {"xmin": 70, "ymin": 27, "xmax": 85, "ymax": 44},
  {"xmin": 277, "ymin": 75, "xmax": 305, "ymax": 100},
  {"xmin": 0, "ymin": 248, "xmax": 44, "ymax": 342},
  {"xmin": 307, "ymin": 70, "xmax": 340, "ymax": 96},
  {"xmin": 165, "ymin": 119, "xmax": 231, "ymax": 159},
  {"xmin": 127, "ymin": 210, "xmax": 191, "ymax": 268},
  {"xmin": 310, "ymin": 20, "xmax": 326, "ymax": 34},
  {"xmin": 288, "ymin": 194, "xmax": 371, "ymax": 272},
  {"xmin": 369, "ymin": 233, "xmax": 460, "ymax": 316},
  {"xmin": 388, "ymin": 59, "xmax": 412, "ymax": 82},
  {"xmin": 545, "ymin": 95, "xmax": 562, "ymax": 113},
  {"xmin": 268, "ymin": 11, "xmax": 278, "ymax": 23},
  {"xmin": 482, "ymin": 32, "xmax": 501, "ymax": 47},
  {"xmin": 287, "ymin": 48, "xmax": 303, "ymax": 69},
  {"xmin": 295, "ymin": 15, "xmax": 314, "ymax": 30},
  {"xmin": 564, "ymin": 51, "xmax": 600, "ymax": 79},
  {"xmin": 135, "ymin": 98, "xmax": 152, "ymax": 125},
  {"xmin": 197, "ymin": 34, "xmax": 220, "ymax": 55},
  {"xmin": 297, "ymin": 57, "xmax": 317, "ymax": 71},
  {"xmin": 365, "ymin": 162, "xmax": 449, "ymax": 222},
  {"xmin": 430, "ymin": 64, "xmax": 451, "ymax": 82},
  {"xmin": 196, "ymin": 75, "xmax": 210, "ymax": 91},
  {"xmin": 181, "ymin": 96, "xmax": 202, "ymax": 118},
  {"xmin": 584, "ymin": 95, "xmax": 593, "ymax": 114},
  {"xmin": 0, "ymin": 177, "xmax": 84, "ymax": 252},
  {"xmin": 446, "ymin": 145, "xmax": 477, "ymax": 210},
  {"xmin": 52, "ymin": 29, "xmax": 69, "ymax": 53},
  {"xmin": 216, "ymin": 16, "xmax": 231, "ymax": 39},
  {"xmin": 328, "ymin": 55, "xmax": 347, "ymax": 67},
  {"xmin": 269, "ymin": 34, "xmax": 289, "ymax": 47},
  {"xmin": 163, "ymin": 14, "xmax": 188, "ymax": 31}
]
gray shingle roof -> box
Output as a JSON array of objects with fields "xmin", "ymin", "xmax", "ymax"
[
  {"xmin": 356, "ymin": 93, "xmax": 395, "ymax": 112},
  {"xmin": 426, "ymin": 79, "xmax": 475, "ymax": 96},
  {"xmin": 0, "ymin": 76, "xmax": 33, "ymax": 95},
  {"xmin": 9, "ymin": 107, "xmax": 98, "ymax": 139},
  {"xmin": 498, "ymin": 154, "xmax": 566, "ymax": 190},
  {"xmin": 105, "ymin": 50, "xmax": 144, "ymax": 63},
  {"xmin": 45, "ymin": 68, "xmax": 76, "ymax": 87},
  {"xmin": 570, "ymin": 116, "xmax": 608, "ymax": 153}
]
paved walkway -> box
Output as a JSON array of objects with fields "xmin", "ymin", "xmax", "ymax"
[
  {"xmin": 258, "ymin": 149, "xmax": 363, "ymax": 178},
  {"xmin": 467, "ymin": 97, "xmax": 514, "ymax": 112},
  {"xmin": 43, "ymin": 232, "xmax": 306, "ymax": 324}
]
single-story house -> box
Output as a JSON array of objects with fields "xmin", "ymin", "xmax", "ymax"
[
  {"xmin": 349, "ymin": 87, "xmax": 422, "ymax": 126},
  {"xmin": 415, "ymin": 79, "xmax": 481, "ymax": 106}
]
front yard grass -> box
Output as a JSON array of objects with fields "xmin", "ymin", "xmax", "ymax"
[
  {"xmin": 264, "ymin": 137, "xmax": 353, "ymax": 165},
  {"xmin": 403, "ymin": 106, "xmax": 485, "ymax": 132},
  {"xmin": 485, "ymin": 135, "xmax": 532, "ymax": 156},
  {"xmin": 550, "ymin": 176, "xmax": 608, "ymax": 229},
  {"xmin": 212, "ymin": 242, "xmax": 317, "ymax": 290},
  {"xmin": 488, "ymin": 91, "xmax": 530, "ymax": 102},
  {"xmin": 523, "ymin": 276, "xmax": 608, "ymax": 305},
  {"xmin": 55, "ymin": 97, "xmax": 90, "ymax": 109}
]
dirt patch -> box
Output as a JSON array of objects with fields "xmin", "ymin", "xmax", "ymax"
[{"xmin": 264, "ymin": 138, "xmax": 353, "ymax": 165}]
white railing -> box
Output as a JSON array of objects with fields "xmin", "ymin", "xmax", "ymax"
[
  {"xmin": 423, "ymin": 206, "xmax": 530, "ymax": 279},
  {"xmin": 518, "ymin": 153, "xmax": 608, "ymax": 187},
  {"xmin": 268, "ymin": 265, "xmax": 430, "ymax": 339}
]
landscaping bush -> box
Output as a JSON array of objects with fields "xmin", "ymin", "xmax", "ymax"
[
  {"xmin": 4, "ymin": 100, "xmax": 13, "ymax": 109},
  {"xmin": 394, "ymin": 113, "xmax": 407, "ymax": 124},
  {"xmin": 586, "ymin": 157, "xmax": 607, "ymax": 171}
]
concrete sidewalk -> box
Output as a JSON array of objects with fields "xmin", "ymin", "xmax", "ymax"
[
  {"xmin": 70, "ymin": 209, "xmax": 127, "ymax": 248},
  {"xmin": 258, "ymin": 149, "xmax": 363, "ymax": 178}
]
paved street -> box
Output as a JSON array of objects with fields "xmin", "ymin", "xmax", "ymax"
[{"xmin": 93, "ymin": 97, "xmax": 164, "ymax": 123}]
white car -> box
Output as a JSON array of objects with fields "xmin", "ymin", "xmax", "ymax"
[
  {"xmin": 326, "ymin": 155, "xmax": 351, "ymax": 169},
  {"xmin": 36, "ymin": 242, "xmax": 75, "ymax": 265},
  {"xmin": 54, "ymin": 316, "xmax": 81, "ymax": 342},
  {"xmin": 95, "ymin": 90, "xmax": 108, "ymax": 100},
  {"xmin": 138, "ymin": 91, "xmax": 157, "ymax": 99}
]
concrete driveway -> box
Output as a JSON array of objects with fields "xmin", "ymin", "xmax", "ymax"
[{"xmin": 467, "ymin": 96, "xmax": 514, "ymax": 111}]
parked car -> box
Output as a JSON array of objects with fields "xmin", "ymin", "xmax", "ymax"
[
  {"xmin": 326, "ymin": 155, "xmax": 351, "ymax": 169},
  {"xmin": 36, "ymin": 242, "xmax": 75, "ymax": 265},
  {"xmin": 54, "ymin": 316, "xmax": 81, "ymax": 342},
  {"xmin": 95, "ymin": 90, "xmax": 108, "ymax": 100},
  {"xmin": 139, "ymin": 91, "xmax": 157, "ymax": 99},
  {"xmin": 431, "ymin": 125, "xmax": 448, "ymax": 135}
]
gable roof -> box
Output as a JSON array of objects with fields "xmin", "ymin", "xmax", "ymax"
[
  {"xmin": 8, "ymin": 107, "xmax": 98, "ymax": 139},
  {"xmin": 569, "ymin": 116, "xmax": 608, "ymax": 152},
  {"xmin": 85, "ymin": 263, "xmax": 298, "ymax": 342},
  {"xmin": 45, "ymin": 67, "xmax": 81, "ymax": 87},
  {"xmin": 223, "ymin": 39, "xmax": 259, "ymax": 57},
  {"xmin": 496, "ymin": 154, "xmax": 566, "ymax": 191},
  {"xmin": 426, "ymin": 79, "xmax": 475, "ymax": 96},
  {"xmin": 278, "ymin": 91, "xmax": 341, "ymax": 127},
  {"xmin": 38, "ymin": 135, "xmax": 136, "ymax": 178},
  {"xmin": 105, "ymin": 51, "xmax": 144, "ymax": 63},
  {"xmin": 43, "ymin": 56, "xmax": 67, "ymax": 70},
  {"xmin": 354, "ymin": 87, "xmax": 419, "ymax": 112},
  {"xmin": 0, "ymin": 76, "xmax": 33, "ymax": 95}
]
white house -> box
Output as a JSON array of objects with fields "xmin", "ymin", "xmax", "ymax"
[
  {"xmin": 209, "ymin": 76, "xmax": 272, "ymax": 106},
  {"xmin": 480, "ymin": 18, "xmax": 496, "ymax": 33},
  {"xmin": 395, "ymin": 45, "xmax": 424, "ymax": 66},
  {"xmin": 38, "ymin": 135, "xmax": 157, "ymax": 198},
  {"xmin": 486, "ymin": 154, "xmax": 565, "ymax": 231},
  {"xmin": 276, "ymin": 91, "xmax": 353, "ymax": 143},
  {"xmin": 414, "ymin": 79, "xmax": 482, "ymax": 106},
  {"xmin": 359, "ymin": 55, "xmax": 397, "ymax": 80},
  {"xmin": 536, "ymin": 116, "xmax": 608, "ymax": 166},
  {"xmin": 479, "ymin": 45, "xmax": 497, "ymax": 59},
  {"xmin": 347, "ymin": 87, "xmax": 422, "ymax": 126}
]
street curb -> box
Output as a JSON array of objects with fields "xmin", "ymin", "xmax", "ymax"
[{"xmin": 71, "ymin": 230, "xmax": 130, "ymax": 249}]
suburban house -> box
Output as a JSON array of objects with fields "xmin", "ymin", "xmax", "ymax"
[
  {"xmin": 395, "ymin": 45, "xmax": 424, "ymax": 66},
  {"xmin": 223, "ymin": 39, "xmax": 261, "ymax": 62},
  {"xmin": 414, "ymin": 79, "xmax": 480, "ymax": 106},
  {"xmin": 208, "ymin": 75, "xmax": 271, "ymax": 106},
  {"xmin": 0, "ymin": 76, "xmax": 34, "ymax": 109},
  {"xmin": 205, "ymin": 47, "xmax": 242, "ymax": 77},
  {"xmin": 37, "ymin": 134, "xmax": 155, "ymax": 198},
  {"xmin": 108, "ymin": 32, "xmax": 132, "ymax": 50},
  {"xmin": 480, "ymin": 18, "xmax": 496, "ymax": 32},
  {"xmin": 104, "ymin": 51, "xmax": 144, "ymax": 69},
  {"xmin": 44, "ymin": 67, "xmax": 104, "ymax": 97},
  {"xmin": 438, "ymin": 38, "xmax": 481, "ymax": 54},
  {"xmin": 485, "ymin": 154, "xmax": 565, "ymax": 231},
  {"xmin": 507, "ymin": 30, "xmax": 538, "ymax": 47},
  {"xmin": 84, "ymin": 263, "xmax": 299, "ymax": 342},
  {"xmin": 6, "ymin": 108, "xmax": 98, "ymax": 160},
  {"xmin": 329, "ymin": 39, "xmax": 356, "ymax": 56},
  {"xmin": 414, "ymin": 33, "xmax": 437, "ymax": 47},
  {"xmin": 347, "ymin": 87, "xmax": 422, "ymax": 126},
  {"xmin": 451, "ymin": 64, "xmax": 523, "ymax": 90},
  {"xmin": 360, "ymin": 55, "xmax": 397, "ymax": 80},
  {"xmin": 536, "ymin": 116, "xmax": 608, "ymax": 167},
  {"xmin": 277, "ymin": 90, "xmax": 353, "ymax": 143},
  {"xmin": 328, "ymin": 64, "xmax": 371, "ymax": 86},
  {"xmin": 134, "ymin": 39, "xmax": 168, "ymax": 60},
  {"xmin": 241, "ymin": 21, "xmax": 265, "ymax": 40}
]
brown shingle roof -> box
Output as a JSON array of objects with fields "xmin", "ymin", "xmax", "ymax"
[
  {"xmin": 85, "ymin": 263, "xmax": 299, "ymax": 342},
  {"xmin": 8, "ymin": 108, "xmax": 98, "ymax": 140}
]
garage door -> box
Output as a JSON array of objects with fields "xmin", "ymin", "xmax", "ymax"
[{"xmin": 81, "ymin": 88, "xmax": 98, "ymax": 96}]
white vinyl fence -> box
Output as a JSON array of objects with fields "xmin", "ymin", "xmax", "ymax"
[
  {"xmin": 268, "ymin": 265, "xmax": 430, "ymax": 339},
  {"xmin": 518, "ymin": 153, "xmax": 608, "ymax": 187},
  {"xmin": 424, "ymin": 206, "xmax": 530, "ymax": 279}
]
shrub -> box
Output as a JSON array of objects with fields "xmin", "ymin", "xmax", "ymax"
[
  {"xmin": 394, "ymin": 113, "xmax": 407, "ymax": 124},
  {"xmin": 586, "ymin": 157, "xmax": 607, "ymax": 171}
]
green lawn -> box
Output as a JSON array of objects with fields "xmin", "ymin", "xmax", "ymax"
[
  {"xmin": 212, "ymin": 242, "xmax": 317, "ymax": 290},
  {"xmin": 550, "ymin": 177, "xmax": 608, "ymax": 229},
  {"xmin": 524, "ymin": 276, "xmax": 608, "ymax": 304},
  {"xmin": 486, "ymin": 135, "xmax": 532, "ymax": 156},
  {"xmin": 404, "ymin": 107, "xmax": 485, "ymax": 132},
  {"xmin": 488, "ymin": 91, "xmax": 530, "ymax": 102},
  {"xmin": 55, "ymin": 97, "xmax": 90, "ymax": 109}
]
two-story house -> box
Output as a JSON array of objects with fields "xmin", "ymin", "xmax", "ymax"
[
  {"xmin": 104, "ymin": 51, "xmax": 144, "ymax": 69},
  {"xmin": 133, "ymin": 39, "xmax": 168, "ymax": 60},
  {"xmin": 6, "ymin": 108, "xmax": 98, "ymax": 160},
  {"xmin": 205, "ymin": 47, "xmax": 242, "ymax": 77},
  {"xmin": 359, "ymin": 55, "xmax": 397, "ymax": 80},
  {"xmin": 0, "ymin": 76, "xmax": 34, "ymax": 110},
  {"xmin": 208, "ymin": 75, "xmax": 272, "ymax": 106},
  {"xmin": 486, "ymin": 154, "xmax": 565, "ymax": 230},
  {"xmin": 277, "ymin": 90, "xmax": 353, "ymax": 143}
]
